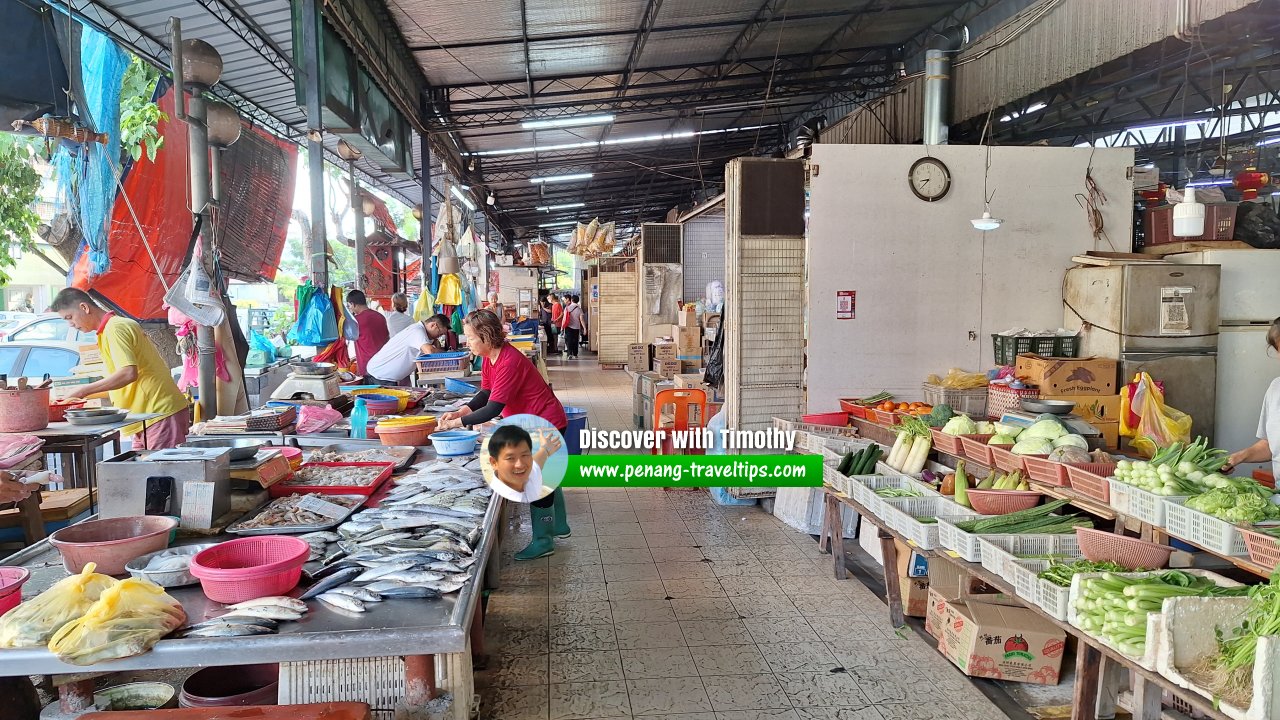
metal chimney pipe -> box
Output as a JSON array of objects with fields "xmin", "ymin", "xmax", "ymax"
[{"xmin": 922, "ymin": 26, "xmax": 966, "ymax": 146}]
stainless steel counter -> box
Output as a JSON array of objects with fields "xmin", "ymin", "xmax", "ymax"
[{"xmin": 0, "ymin": 457, "xmax": 501, "ymax": 676}]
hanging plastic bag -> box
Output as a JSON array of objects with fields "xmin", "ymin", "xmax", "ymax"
[
  {"xmin": 437, "ymin": 274, "xmax": 463, "ymax": 306},
  {"xmin": 0, "ymin": 564, "xmax": 117, "ymax": 648},
  {"xmin": 1120, "ymin": 372, "xmax": 1193, "ymax": 458},
  {"xmin": 249, "ymin": 329, "xmax": 275, "ymax": 356},
  {"xmin": 414, "ymin": 287, "xmax": 435, "ymax": 321},
  {"xmin": 341, "ymin": 297, "xmax": 360, "ymax": 342},
  {"xmin": 47, "ymin": 578, "xmax": 186, "ymax": 666},
  {"xmin": 296, "ymin": 291, "xmax": 338, "ymax": 346}
]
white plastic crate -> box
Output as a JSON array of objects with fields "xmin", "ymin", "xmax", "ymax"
[
  {"xmin": 1155, "ymin": 596, "xmax": 1280, "ymax": 720},
  {"xmin": 1163, "ymin": 497, "xmax": 1249, "ymax": 556},
  {"xmin": 822, "ymin": 464, "xmax": 848, "ymax": 495},
  {"xmin": 822, "ymin": 435, "xmax": 872, "ymax": 456},
  {"xmin": 850, "ymin": 474, "xmax": 940, "ymax": 517},
  {"xmin": 937, "ymin": 516, "xmax": 1076, "ymax": 563},
  {"xmin": 1065, "ymin": 569, "xmax": 1243, "ymax": 671},
  {"xmin": 1037, "ymin": 575, "xmax": 1075, "ymax": 621},
  {"xmin": 880, "ymin": 497, "xmax": 981, "ymax": 550},
  {"xmin": 1106, "ymin": 478, "xmax": 1187, "ymax": 527},
  {"xmin": 977, "ymin": 534, "xmax": 1082, "ymax": 602}
]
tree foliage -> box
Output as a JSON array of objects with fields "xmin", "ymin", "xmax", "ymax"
[
  {"xmin": 119, "ymin": 56, "xmax": 166, "ymax": 163},
  {"xmin": 0, "ymin": 135, "xmax": 41, "ymax": 284}
]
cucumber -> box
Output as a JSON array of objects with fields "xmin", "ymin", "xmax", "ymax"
[
  {"xmin": 854, "ymin": 444, "xmax": 881, "ymax": 475},
  {"xmin": 838, "ymin": 451, "xmax": 857, "ymax": 476}
]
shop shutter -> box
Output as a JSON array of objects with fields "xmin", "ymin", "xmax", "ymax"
[{"xmin": 596, "ymin": 256, "xmax": 639, "ymax": 366}]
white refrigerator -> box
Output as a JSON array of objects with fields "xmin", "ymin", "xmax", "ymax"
[{"xmin": 1168, "ymin": 250, "xmax": 1280, "ymax": 456}]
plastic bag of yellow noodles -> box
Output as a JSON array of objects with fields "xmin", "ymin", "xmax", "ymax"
[
  {"xmin": 927, "ymin": 368, "xmax": 989, "ymax": 390},
  {"xmin": 48, "ymin": 577, "xmax": 186, "ymax": 665},
  {"xmin": 0, "ymin": 563, "xmax": 117, "ymax": 648}
]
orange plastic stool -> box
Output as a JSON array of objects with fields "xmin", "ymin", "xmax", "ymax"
[{"xmin": 652, "ymin": 388, "xmax": 707, "ymax": 455}]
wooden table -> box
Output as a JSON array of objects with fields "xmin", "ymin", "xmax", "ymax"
[
  {"xmin": 816, "ymin": 485, "xmax": 1233, "ymax": 720},
  {"xmin": 0, "ymin": 456, "xmax": 45, "ymax": 545}
]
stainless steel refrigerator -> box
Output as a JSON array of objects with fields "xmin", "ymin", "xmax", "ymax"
[{"xmin": 1063, "ymin": 263, "xmax": 1221, "ymax": 440}]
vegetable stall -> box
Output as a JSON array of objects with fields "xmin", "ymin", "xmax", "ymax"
[{"xmin": 795, "ymin": 362, "xmax": 1280, "ymax": 720}]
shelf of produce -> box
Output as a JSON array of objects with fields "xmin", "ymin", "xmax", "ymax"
[
  {"xmin": 1027, "ymin": 481, "xmax": 1118, "ymax": 521},
  {"xmin": 849, "ymin": 416, "xmax": 898, "ymax": 446},
  {"xmin": 819, "ymin": 485, "xmax": 1233, "ymax": 720},
  {"xmin": 929, "ymin": 552, "xmax": 1233, "ymax": 720}
]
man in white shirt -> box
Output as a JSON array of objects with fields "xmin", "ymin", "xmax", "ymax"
[
  {"xmin": 383, "ymin": 293, "xmax": 414, "ymax": 337},
  {"xmin": 364, "ymin": 314, "xmax": 460, "ymax": 385}
]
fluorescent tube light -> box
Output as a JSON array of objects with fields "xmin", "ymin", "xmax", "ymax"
[
  {"xmin": 539, "ymin": 220, "xmax": 577, "ymax": 228},
  {"xmin": 1124, "ymin": 119, "xmax": 1207, "ymax": 134},
  {"xmin": 522, "ymin": 114, "xmax": 614, "ymax": 130},
  {"xmin": 1258, "ymin": 136, "xmax": 1280, "ymax": 147},
  {"xmin": 999, "ymin": 102, "xmax": 1047, "ymax": 122},
  {"xmin": 530, "ymin": 173, "xmax": 593, "ymax": 184},
  {"xmin": 451, "ymin": 185, "xmax": 477, "ymax": 211},
  {"xmin": 537, "ymin": 202, "xmax": 585, "ymax": 211},
  {"xmin": 1185, "ymin": 179, "xmax": 1233, "ymax": 187},
  {"xmin": 472, "ymin": 124, "xmax": 779, "ymax": 157}
]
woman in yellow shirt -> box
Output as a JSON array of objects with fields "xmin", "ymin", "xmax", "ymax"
[{"xmin": 51, "ymin": 289, "xmax": 190, "ymax": 449}]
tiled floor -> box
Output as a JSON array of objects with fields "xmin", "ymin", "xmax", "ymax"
[{"xmin": 477, "ymin": 356, "xmax": 1011, "ymax": 720}]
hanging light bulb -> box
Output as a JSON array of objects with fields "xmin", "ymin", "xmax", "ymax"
[
  {"xmin": 970, "ymin": 211, "xmax": 1003, "ymax": 231},
  {"xmin": 1173, "ymin": 186, "xmax": 1206, "ymax": 237},
  {"xmin": 487, "ymin": 193, "xmax": 496, "ymax": 206}
]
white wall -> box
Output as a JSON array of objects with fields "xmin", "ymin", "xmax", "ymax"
[{"xmin": 806, "ymin": 145, "xmax": 1134, "ymax": 410}]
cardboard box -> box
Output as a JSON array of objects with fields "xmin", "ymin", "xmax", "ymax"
[
  {"xmin": 1039, "ymin": 393, "xmax": 1122, "ymax": 424},
  {"xmin": 673, "ymin": 374, "xmax": 705, "ymax": 389},
  {"xmin": 652, "ymin": 341, "xmax": 678, "ymax": 361},
  {"xmin": 677, "ymin": 308, "xmax": 699, "ymax": 327},
  {"xmin": 627, "ymin": 343, "xmax": 649, "ymax": 371},
  {"xmin": 652, "ymin": 358, "xmax": 680, "ymax": 377},
  {"xmin": 933, "ymin": 598, "xmax": 1067, "ymax": 685},
  {"xmin": 1095, "ymin": 420, "xmax": 1120, "ymax": 450},
  {"xmin": 78, "ymin": 342, "xmax": 102, "ymax": 365},
  {"xmin": 703, "ymin": 312, "xmax": 721, "ymax": 329},
  {"xmin": 676, "ymin": 326, "xmax": 701, "ymax": 352},
  {"xmin": 678, "ymin": 359, "xmax": 703, "ymax": 372},
  {"xmin": 895, "ymin": 540, "xmax": 930, "ymax": 617},
  {"xmin": 1014, "ymin": 354, "xmax": 1118, "ymax": 396},
  {"xmin": 927, "ymin": 558, "xmax": 967, "ymax": 602},
  {"xmin": 637, "ymin": 371, "xmax": 666, "ymax": 400},
  {"xmin": 925, "ymin": 588, "xmax": 956, "ymax": 640}
]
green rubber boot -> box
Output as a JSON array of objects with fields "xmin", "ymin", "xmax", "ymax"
[
  {"xmin": 551, "ymin": 488, "xmax": 572, "ymax": 538},
  {"xmin": 515, "ymin": 503, "xmax": 556, "ymax": 560}
]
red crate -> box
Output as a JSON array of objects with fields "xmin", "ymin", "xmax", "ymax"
[
  {"xmin": 987, "ymin": 385, "xmax": 1039, "ymax": 418},
  {"xmin": 991, "ymin": 446, "xmax": 1038, "ymax": 474},
  {"xmin": 872, "ymin": 409, "xmax": 900, "ymax": 426},
  {"xmin": 1064, "ymin": 463, "xmax": 1117, "ymax": 502},
  {"xmin": 931, "ymin": 428, "xmax": 964, "ymax": 456},
  {"xmin": 959, "ymin": 435, "xmax": 998, "ymax": 466},
  {"xmin": 1023, "ymin": 457, "xmax": 1069, "ymax": 487},
  {"xmin": 1143, "ymin": 203, "xmax": 1237, "ymax": 246},
  {"xmin": 270, "ymin": 462, "xmax": 395, "ymax": 498},
  {"xmin": 1241, "ymin": 528, "xmax": 1280, "ymax": 572},
  {"xmin": 801, "ymin": 412, "xmax": 849, "ymax": 427}
]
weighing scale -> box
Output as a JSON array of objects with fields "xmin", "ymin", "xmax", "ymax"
[{"xmin": 270, "ymin": 371, "xmax": 342, "ymax": 401}]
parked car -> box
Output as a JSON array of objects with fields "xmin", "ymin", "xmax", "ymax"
[
  {"xmin": 0, "ymin": 341, "xmax": 81, "ymax": 382},
  {"xmin": 0, "ymin": 314, "xmax": 95, "ymax": 343}
]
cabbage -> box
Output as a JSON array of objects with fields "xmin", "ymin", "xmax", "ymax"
[
  {"xmin": 988, "ymin": 434, "xmax": 1016, "ymax": 445},
  {"xmin": 1049, "ymin": 446, "xmax": 1090, "ymax": 463},
  {"xmin": 1022, "ymin": 418, "xmax": 1067, "ymax": 441},
  {"xmin": 942, "ymin": 415, "xmax": 978, "ymax": 436},
  {"xmin": 975, "ymin": 421, "xmax": 996, "ymax": 435},
  {"xmin": 1053, "ymin": 434, "xmax": 1089, "ymax": 451},
  {"xmin": 992, "ymin": 422, "xmax": 1023, "ymax": 439},
  {"xmin": 1012, "ymin": 437, "xmax": 1054, "ymax": 455}
]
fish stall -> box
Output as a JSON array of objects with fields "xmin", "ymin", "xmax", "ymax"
[{"xmin": 0, "ymin": 430, "xmax": 498, "ymax": 720}]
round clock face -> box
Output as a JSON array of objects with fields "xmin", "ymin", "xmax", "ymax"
[{"xmin": 909, "ymin": 157, "xmax": 951, "ymax": 201}]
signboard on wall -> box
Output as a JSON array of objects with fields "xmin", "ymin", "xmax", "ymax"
[{"xmin": 837, "ymin": 290, "xmax": 856, "ymax": 320}]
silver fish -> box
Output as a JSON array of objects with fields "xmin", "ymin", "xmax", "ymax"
[
  {"xmin": 378, "ymin": 570, "xmax": 445, "ymax": 584},
  {"xmin": 358, "ymin": 532, "xmax": 413, "ymax": 547},
  {"xmin": 354, "ymin": 561, "xmax": 418, "ymax": 583},
  {"xmin": 427, "ymin": 580, "xmax": 465, "ymax": 594},
  {"xmin": 189, "ymin": 615, "xmax": 280, "ymax": 630},
  {"xmin": 226, "ymin": 596, "xmax": 308, "ymax": 614},
  {"xmin": 426, "ymin": 562, "xmax": 464, "ymax": 573},
  {"xmin": 379, "ymin": 586, "xmax": 442, "ymax": 599},
  {"xmin": 329, "ymin": 585, "xmax": 383, "ymax": 602},
  {"xmin": 181, "ymin": 623, "xmax": 275, "ymax": 638},
  {"xmin": 300, "ymin": 531, "xmax": 340, "ymax": 542},
  {"xmin": 317, "ymin": 592, "xmax": 366, "ymax": 613},
  {"xmin": 231, "ymin": 605, "xmax": 305, "ymax": 621},
  {"xmin": 300, "ymin": 566, "xmax": 362, "ymax": 599}
]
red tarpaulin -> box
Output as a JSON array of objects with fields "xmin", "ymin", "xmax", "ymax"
[{"xmin": 73, "ymin": 86, "xmax": 297, "ymax": 320}]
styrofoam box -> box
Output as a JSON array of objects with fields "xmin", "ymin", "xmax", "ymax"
[
  {"xmin": 1065, "ymin": 569, "xmax": 1243, "ymax": 671},
  {"xmin": 880, "ymin": 498, "xmax": 983, "ymax": 550},
  {"xmin": 1163, "ymin": 496, "xmax": 1249, "ymax": 556},
  {"xmin": 857, "ymin": 514, "xmax": 885, "ymax": 565},
  {"xmin": 936, "ymin": 516, "xmax": 1075, "ymax": 563},
  {"xmin": 1107, "ymin": 478, "xmax": 1188, "ymax": 527},
  {"xmin": 1155, "ymin": 596, "xmax": 1279, "ymax": 720},
  {"xmin": 978, "ymin": 534, "xmax": 1082, "ymax": 604},
  {"xmin": 851, "ymin": 475, "xmax": 941, "ymax": 518}
]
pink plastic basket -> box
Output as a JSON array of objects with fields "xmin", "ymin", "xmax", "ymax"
[
  {"xmin": 1075, "ymin": 528, "xmax": 1172, "ymax": 570},
  {"xmin": 930, "ymin": 428, "xmax": 964, "ymax": 456},
  {"xmin": 190, "ymin": 536, "xmax": 309, "ymax": 603},
  {"xmin": 1022, "ymin": 457, "xmax": 1069, "ymax": 487},
  {"xmin": 966, "ymin": 489, "xmax": 1042, "ymax": 515},
  {"xmin": 871, "ymin": 409, "xmax": 900, "ymax": 426},
  {"xmin": 1241, "ymin": 528, "xmax": 1280, "ymax": 572},
  {"xmin": 1064, "ymin": 463, "xmax": 1117, "ymax": 503},
  {"xmin": 991, "ymin": 446, "xmax": 1038, "ymax": 474},
  {"xmin": 959, "ymin": 435, "xmax": 998, "ymax": 466}
]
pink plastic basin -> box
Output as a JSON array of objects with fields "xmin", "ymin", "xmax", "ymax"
[
  {"xmin": 49, "ymin": 516, "xmax": 177, "ymax": 575},
  {"xmin": 0, "ymin": 567, "xmax": 30, "ymax": 615}
]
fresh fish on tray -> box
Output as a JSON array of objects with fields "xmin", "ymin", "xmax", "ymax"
[
  {"xmin": 226, "ymin": 596, "xmax": 309, "ymax": 614},
  {"xmin": 317, "ymin": 592, "xmax": 366, "ymax": 613},
  {"xmin": 300, "ymin": 566, "xmax": 362, "ymax": 599}
]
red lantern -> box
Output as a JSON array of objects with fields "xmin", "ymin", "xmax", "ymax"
[{"xmin": 1234, "ymin": 169, "xmax": 1271, "ymax": 200}]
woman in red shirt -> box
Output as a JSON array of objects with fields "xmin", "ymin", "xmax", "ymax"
[{"xmin": 438, "ymin": 309, "xmax": 569, "ymax": 559}]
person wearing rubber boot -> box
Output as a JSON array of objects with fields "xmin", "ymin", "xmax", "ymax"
[
  {"xmin": 486, "ymin": 426, "xmax": 568, "ymax": 559},
  {"xmin": 438, "ymin": 309, "xmax": 571, "ymax": 558}
]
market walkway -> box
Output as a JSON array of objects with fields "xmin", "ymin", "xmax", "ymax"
[{"xmin": 479, "ymin": 359, "xmax": 1011, "ymax": 720}]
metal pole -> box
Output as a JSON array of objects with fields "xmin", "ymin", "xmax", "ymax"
[
  {"xmin": 301, "ymin": 0, "xmax": 328, "ymax": 289},
  {"xmin": 922, "ymin": 48, "xmax": 950, "ymax": 145},
  {"xmin": 187, "ymin": 95, "xmax": 218, "ymax": 421},
  {"xmin": 350, "ymin": 161, "xmax": 365, "ymax": 289}
]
